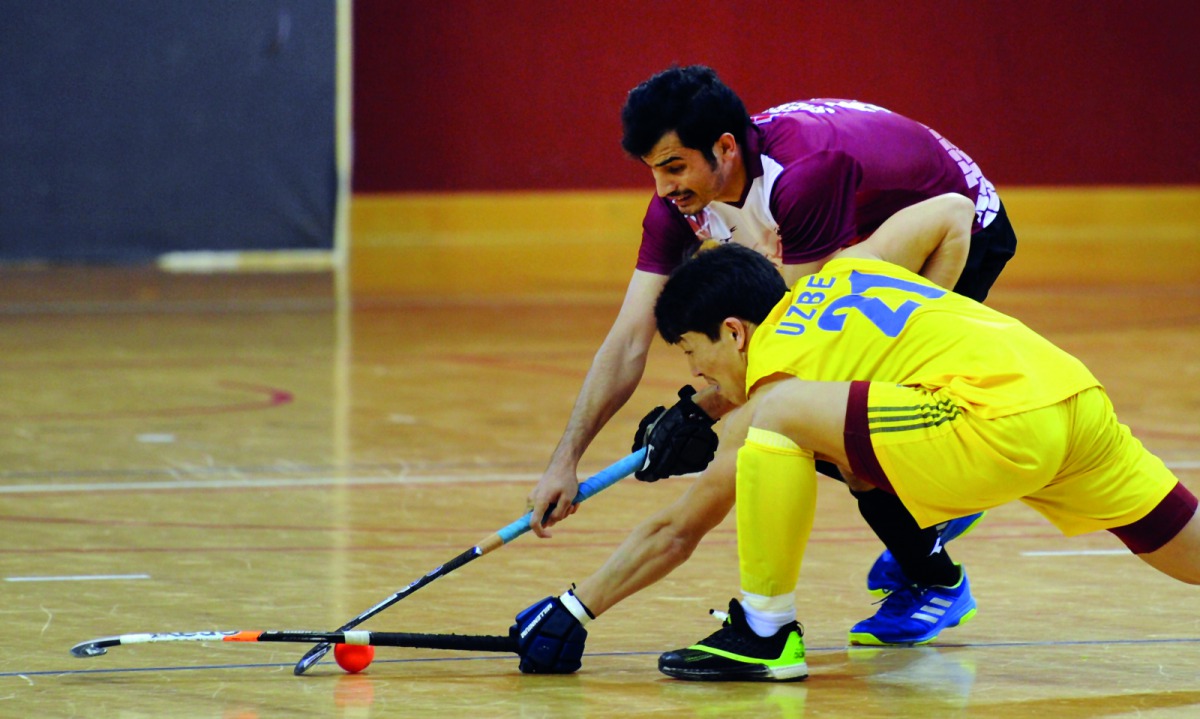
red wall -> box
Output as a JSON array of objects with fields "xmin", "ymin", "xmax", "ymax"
[{"xmin": 353, "ymin": 1, "xmax": 1199, "ymax": 192}]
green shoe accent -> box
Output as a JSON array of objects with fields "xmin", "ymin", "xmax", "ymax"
[
  {"xmin": 659, "ymin": 600, "xmax": 809, "ymax": 682},
  {"xmin": 850, "ymin": 569, "xmax": 977, "ymax": 646}
]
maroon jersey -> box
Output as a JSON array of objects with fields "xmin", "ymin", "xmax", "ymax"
[{"xmin": 637, "ymin": 99, "xmax": 999, "ymax": 275}]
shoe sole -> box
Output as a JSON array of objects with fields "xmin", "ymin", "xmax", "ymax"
[
  {"xmin": 659, "ymin": 662, "xmax": 810, "ymax": 682},
  {"xmin": 847, "ymin": 606, "xmax": 978, "ymax": 646},
  {"xmin": 867, "ymin": 512, "xmax": 987, "ymax": 598}
]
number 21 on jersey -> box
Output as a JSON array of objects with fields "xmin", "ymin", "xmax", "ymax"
[{"xmin": 775, "ymin": 271, "xmax": 946, "ymax": 338}]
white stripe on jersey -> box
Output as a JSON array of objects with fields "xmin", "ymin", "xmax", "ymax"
[{"xmin": 686, "ymin": 154, "xmax": 787, "ymax": 268}]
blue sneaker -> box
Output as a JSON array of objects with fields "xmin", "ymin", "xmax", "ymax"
[
  {"xmin": 866, "ymin": 512, "xmax": 986, "ymax": 597},
  {"xmin": 849, "ymin": 568, "xmax": 977, "ymax": 646}
]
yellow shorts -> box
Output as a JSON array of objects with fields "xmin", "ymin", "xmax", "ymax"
[{"xmin": 844, "ymin": 382, "xmax": 1179, "ymax": 536}]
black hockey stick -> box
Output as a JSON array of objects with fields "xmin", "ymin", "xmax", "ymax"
[
  {"xmin": 291, "ymin": 448, "xmax": 646, "ymax": 675},
  {"xmin": 72, "ymin": 629, "xmax": 515, "ymax": 658}
]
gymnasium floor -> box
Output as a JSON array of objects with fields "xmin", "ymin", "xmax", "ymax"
[{"xmin": 1, "ymin": 265, "xmax": 1198, "ymax": 718}]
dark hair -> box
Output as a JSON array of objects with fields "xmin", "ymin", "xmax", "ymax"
[
  {"xmin": 655, "ymin": 244, "xmax": 788, "ymax": 344},
  {"xmin": 621, "ymin": 65, "xmax": 751, "ymax": 163}
]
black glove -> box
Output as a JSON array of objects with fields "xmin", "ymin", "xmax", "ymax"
[
  {"xmin": 510, "ymin": 591, "xmax": 591, "ymax": 674},
  {"xmin": 631, "ymin": 385, "xmax": 719, "ymax": 482}
]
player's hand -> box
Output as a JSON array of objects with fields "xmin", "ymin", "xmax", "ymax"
[
  {"xmin": 527, "ymin": 465, "xmax": 580, "ymax": 538},
  {"xmin": 632, "ymin": 386, "xmax": 719, "ymax": 482},
  {"xmin": 510, "ymin": 591, "xmax": 591, "ymax": 674}
]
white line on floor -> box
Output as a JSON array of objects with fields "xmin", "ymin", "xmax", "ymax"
[
  {"xmin": 1021, "ymin": 550, "xmax": 1128, "ymax": 557},
  {"xmin": 1, "ymin": 460, "xmax": 1193, "ymax": 496},
  {"xmin": 0, "ymin": 473, "xmax": 540, "ymax": 494},
  {"xmin": 5, "ymin": 574, "xmax": 151, "ymax": 582}
]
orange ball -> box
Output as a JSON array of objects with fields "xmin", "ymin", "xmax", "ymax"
[{"xmin": 333, "ymin": 643, "xmax": 375, "ymax": 674}]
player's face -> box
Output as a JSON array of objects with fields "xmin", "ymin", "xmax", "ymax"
[
  {"xmin": 642, "ymin": 132, "xmax": 738, "ymax": 216},
  {"xmin": 677, "ymin": 324, "xmax": 749, "ymax": 405}
]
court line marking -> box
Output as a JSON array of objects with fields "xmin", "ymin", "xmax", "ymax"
[
  {"xmin": 0, "ymin": 473, "xmax": 539, "ymax": 495},
  {"xmin": 9, "ymin": 379, "xmax": 292, "ymax": 423},
  {"xmin": 2, "ymin": 458, "xmax": 1195, "ymax": 495},
  {"xmin": 11, "ymin": 636, "xmax": 1200, "ymax": 678},
  {"xmin": 0, "ymin": 297, "xmax": 334, "ymax": 317},
  {"xmin": 4, "ymin": 574, "xmax": 150, "ymax": 583},
  {"xmin": 1021, "ymin": 549, "xmax": 1128, "ymax": 557}
]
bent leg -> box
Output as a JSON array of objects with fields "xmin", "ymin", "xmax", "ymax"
[
  {"xmin": 736, "ymin": 428, "xmax": 817, "ymax": 600},
  {"xmin": 1134, "ymin": 504, "xmax": 1200, "ymax": 585},
  {"xmin": 747, "ymin": 379, "xmax": 852, "ymax": 465},
  {"xmin": 733, "ymin": 380, "xmax": 842, "ymax": 635},
  {"xmin": 760, "ymin": 380, "xmax": 967, "ymax": 588}
]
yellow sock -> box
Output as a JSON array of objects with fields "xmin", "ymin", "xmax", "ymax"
[{"xmin": 737, "ymin": 427, "xmax": 817, "ymax": 598}]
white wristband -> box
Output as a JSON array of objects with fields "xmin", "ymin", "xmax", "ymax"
[{"xmin": 559, "ymin": 590, "xmax": 594, "ymax": 627}]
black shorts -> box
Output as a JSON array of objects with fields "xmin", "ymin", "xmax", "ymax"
[{"xmin": 953, "ymin": 199, "xmax": 1018, "ymax": 302}]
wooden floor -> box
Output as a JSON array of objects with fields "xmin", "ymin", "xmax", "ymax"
[{"xmin": 1, "ymin": 267, "xmax": 1198, "ymax": 719}]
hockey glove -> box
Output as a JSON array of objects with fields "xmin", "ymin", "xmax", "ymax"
[
  {"xmin": 632, "ymin": 385, "xmax": 718, "ymax": 482},
  {"xmin": 511, "ymin": 590, "xmax": 593, "ymax": 674}
]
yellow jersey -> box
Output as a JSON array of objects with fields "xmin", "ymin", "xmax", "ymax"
[{"xmin": 746, "ymin": 257, "xmax": 1099, "ymax": 419}]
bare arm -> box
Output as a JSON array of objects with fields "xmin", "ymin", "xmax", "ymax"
[
  {"xmin": 836, "ymin": 193, "xmax": 974, "ymax": 289},
  {"xmin": 528, "ymin": 270, "xmax": 668, "ymax": 537},
  {"xmin": 688, "ymin": 384, "xmax": 736, "ymax": 421},
  {"xmin": 572, "ymin": 404, "xmax": 750, "ymax": 615}
]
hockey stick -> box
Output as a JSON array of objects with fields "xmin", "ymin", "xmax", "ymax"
[
  {"xmin": 72, "ymin": 629, "xmax": 515, "ymax": 658},
  {"xmin": 292, "ymin": 448, "xmax": 646, "ymax": 675}
]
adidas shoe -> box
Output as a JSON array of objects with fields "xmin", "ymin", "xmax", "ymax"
[
  {"xmin": 867, "ymin": 512, "xmax": 987, "ymax": 596},
  {"xmin": 849, "ymin": 568, "xmax": 977, "ymax": 646},
  {"xmin": 658, "ymin": 599, "xmax": 808, "ymax": 682}
]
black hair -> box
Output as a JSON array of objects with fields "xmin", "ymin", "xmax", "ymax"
[
  {"xmin": 621, "ymin": 65, "xmax": 751, "ymax": 163},
  {"xmin": 655, "ymin": 244, "xmax": 788, "ymax": 344}
]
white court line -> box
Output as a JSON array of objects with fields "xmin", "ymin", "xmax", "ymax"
[
  {"xmin": 0, "ymin": 473, "xmax": 540, "ymax": 495},
  {"xmin": 2, "ymin": 460, "xmax": 1194, "ymax": 496},
  {"xmin": 5, "ymin": 574, "xmax": 151, "ymax": 582},
  {"xmin": 1021, "ymin": 550, "xmax": 1128, "ymax": 557}
]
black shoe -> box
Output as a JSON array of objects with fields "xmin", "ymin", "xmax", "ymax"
[{"xmin": 658, "ymin": 599, "xmax": 808, "ymax": 682}]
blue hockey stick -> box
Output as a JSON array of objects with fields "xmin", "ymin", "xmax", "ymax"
[{"xmin": 292, "ymin": 449, "xmax": 646, "ymax": 675}]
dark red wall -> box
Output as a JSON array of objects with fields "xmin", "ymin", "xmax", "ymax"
[{"xmin": 353, "ymin": 1, "xmax": 1199, "ymax": 192}]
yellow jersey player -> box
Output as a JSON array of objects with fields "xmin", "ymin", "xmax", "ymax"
[{"xmin": 642, "ymin": 194, "xmax": 1198, "ymax": 681}]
